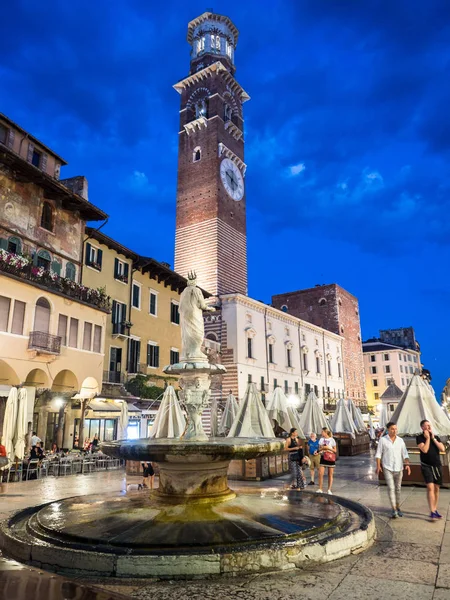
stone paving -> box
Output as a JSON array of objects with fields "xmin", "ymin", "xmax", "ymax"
[{"xmin": 0, "ymin": 453, "xmax": 449, "ymax": 599}]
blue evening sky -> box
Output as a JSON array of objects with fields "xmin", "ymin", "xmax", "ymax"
[{"xmin": 1, "ymin": 1, "xmax": 449, "ymax": 395}]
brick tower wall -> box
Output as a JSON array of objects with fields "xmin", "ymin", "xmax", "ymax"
[{"xmin": 272, "ymin": 284, "xmax": 367, "ymax": 405}]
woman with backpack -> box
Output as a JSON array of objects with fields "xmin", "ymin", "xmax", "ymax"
[{"xmin": 317, "ymin": 429, "xmax": 337, "ymax": 495}]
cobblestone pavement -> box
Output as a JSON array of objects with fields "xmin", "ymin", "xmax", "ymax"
[{"xmin": 1, "ymin": 453, "xmax": 450, "ymax": 599}]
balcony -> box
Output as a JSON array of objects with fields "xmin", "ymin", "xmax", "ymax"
[
  {"xmin": 28, "ymin": 331, "xmax": 61, "ymax": 355},
  {"xmin": 0, "ymin": 250, "xmax": 111, "ymax": 312},
  {"xmin": 112, "ymin": 322, "xmax": 131, "ymax": 338},
  {"xmin": 103, "ymin": 370, "xmax": 125, "ymax": 384}
]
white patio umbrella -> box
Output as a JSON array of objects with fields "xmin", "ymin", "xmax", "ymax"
[
  {"xmin": 1, "ymin": 387, "xmax": 18, "ymax": 469},
  {"xmin": 210, "ymin": 397, "xmax": 219, "ymax": 437},
  {"xmin": 219, "ymin": 392, "xmax": 238, "ymax": 435},
  {"xmin": 149, "ymin": 385, "xmax": 186, "ymax": 438},
  {"xmin": 379, "ymin": 404, "xmax": 389, "ymax": 429},
  {"xmin": 346, "ymin": 399, "xmax": 367, "ymax": 432},
  {"xmin": 368, "ymin": 414, "xmax": 376, "ymax": 440},
  {"xmin": 228, "ymin": 383, "xmax": 274, "ymax": 438},
  {"xmin": 14, "ymin": 388, "xmax": 28, "ymax": 461},
  {"xmin": 118, "ymin": 400, "xmax": 129, "ymax": 440},
  {"xmin": 266, "ymin": 387, "xmax": 305, "ymax": 437},
  {"xmin": 330, "ymin": 398, "xmax": 357, "ymax": 438},
  {"xmin": 299, "ymin": 391, "xmax": 328, "ymax": 436}
]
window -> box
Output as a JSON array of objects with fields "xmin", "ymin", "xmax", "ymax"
[
  {"xmin": 383, "ymin": 353, "xmax": 390, "ymax": 361},
  {"xmin": 114, "ymin": 258, "xmax": 129, "ymax": 283},
  {"xmin": 371, "ymin": 366, "xmax": 377, "ymax": 374},
  {"xmin": 57, "ymin": 314, "xmax": 68, "ymax": 346},
  {"xmin": 170, "ymin": 301, "xmax": 180, "ymax": 324},
  {"xmin": 93, "ymin": 325, "xmax": 102, "ymax": 353},
  {"xmin": 281, "ymin": 305, "xmax": 288, "ymax": 313},
  {"xmin": 408, "ymin": 355, "xmax": 412, "ymax": 362},
  {"xmin": 268, "ymin": 343, "xmax": 274, "ymax": 363},
  {"xmin": 226, "ymin": 40, "xmax": 232, "ymax": 58},
  {"xmin": 149, "ymin": 291, "xmax": 158, "ymax": 316},
  {"xmin": 36, "ymin": 249, "xmax": 51, "ymax": 270},
  {"xmin": 400, "ymin": 365, "xmax": 403, "ymax": 373},
  {"xmin": 68, "ymin": 318, "xmax": 78, "ymax": 348},
  {"xmin": 303, "ymin": 353, "xmax": 308, "ymax": 371},
  {"xmin": 196, "ymin": 36, "xmax": 205, "ymax": 53},
  {"xmin": 31, "ymin": 148, "xmax": 42, "ymax": 168},
  {"xmin": 373, "ymin": 379, "xmax": 378, "ymax": 387},
  {"xmin": 260, "ymin": 376, "xmax": 265, "ymax": 392},
  {"xmin": 370, "ymin": 355, "xmax": 376, "ymax": 362},
  {"xmin": 374, "ymin": 393, "xmax": 379, "ymax": 400},
  {"xmin": 413, "ymin": 356, "xmax": 417, "ymax": 363},
  {"xmin": 384, "ymin": 365, "xmax": 391, "ymax": 374},
  {"xmin": 294, "ymin": 381, "xmax": 299, "ymax": 394},
  {"xmin": 287, "ymin": 348, "xmax": 292, "ymax": 368},
  {"xmin": 193, "ymin": 147, "xmax": 201, "ymax": 162},
  {"xmin": 337, "ymin": 362, "xmax": 342, "ymax": 378},
  {"xmin": 132, "ymin": 283, "xmax": 141, "ymax": 309},
  {"xmin": 34, "ymin": 297, "xmax": 50, "ymax": 333},
  {"xmin": 170, "ymin": 349, "xmax": 179, "ymax": 365},
  {"xmin": 0, "ymin": 124, "xmax": 6, "ymax": 144},
  {"xmin": 0, "ymin": 296, "xmax": 11, "ymax": 331},
  {"xmin": 7, "ymin": 237, "xmax": 21, "ymax": 255},
  {"xmin": 85, "ymin": 243, "xmax": 103, "ymax": 271},
  {"xmin": 273, "ymin": 378, "xmax": 278, "ymax": 389},
  {"xmin": 195, "ymin": 100, "xmax": 207, "ymax": 119},
  {"xmin": 327, "ymin": 360, "xmax": 332, "ymax": 376},
  {"xmin": 210, "ymin": 34, "xmax": 221, "ymax": 50},
  {"xmin": 83, "ymin": 322, "xmax": 92, "ymax": 351},
  {"xmin": 11, "ymin": 300, "xmax": 25, "ymax": 335},
  {"xmin": 41, "ymin": 202, "xmax": 53, "ymax": 231},
  {"xmin": 147, "ymin": 343, "xmax": 160, "ymax": 368},
  {"xmin": 284, "ymin": 380, "xmax": 288, "ymax": 394},
  {"xmin": 111, "ymin": 301, "xmax": 127, "ymax": 334},
  {"xmin": 409, "ymin": 366, "xmax": 414, "ymax": 374},
  {"xmin": 65, "ymin": 263, "xmax": 76, "ymax": 281},
  {"xmin": 248, "ymin": 374, "xmax": 252, "ymax": 383},
  {"xmin": 318, "ymin": 298, "xmax": 327, "ymax": 306},
  {"xmin": 224, "ymin": 104, "xmax": 232, "ymax": 122},
  {"xmin": 247, "ymin": 337, "xmax": 253, "ymax": 359},
  {"xmin": 402, "ymin": 378, "xmax": 405, "ymax": 386},
  {"xmin": 316, "ymin": 356, "xmax": 320, "ymax": 374}
]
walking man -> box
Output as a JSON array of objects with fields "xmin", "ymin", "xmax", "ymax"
[
  {"xmin": 416, "ymin": 419, "xmax": 445, "ymax": 519},
  {"xmin": 375, "ymin": 422, "xmax": 410, "ymax": 518},
  {"xmin": 306, "ymin": 432, "xmax": 320, "ymax": 486}
]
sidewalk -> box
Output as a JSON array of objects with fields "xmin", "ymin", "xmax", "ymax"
[{"xmin": 0, "ymin": 453, "xmax": 449, "ymax": 599}]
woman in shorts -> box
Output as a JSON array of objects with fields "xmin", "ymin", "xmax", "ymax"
[
  {"xmin": 141, "ymin": 461, "xmax": 155, "ymax": 489},
  {"xmin": 317, "ymin": 429, "xmax": 336, "ymax": 495}
]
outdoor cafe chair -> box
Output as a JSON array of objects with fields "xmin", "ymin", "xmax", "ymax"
[
  {"xmin": 7, "ymin": 462, "xmax": 23, "ymax": 483},
  {"xmin": 58, "ymin": 458, "xmax": 73, "ymax": 476},
  {"xmin": 26, "ymin": 459, "xmax": 40, "ymax": 481}
]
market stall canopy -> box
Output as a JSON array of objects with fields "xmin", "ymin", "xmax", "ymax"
[
  {"xmin": 298, "ymin": 391, "xmax": 329, "ymax": 436},
  {"xmin": 1, "ymin": 387, "xmax": 18, "ymax": 469},
  {"xmin": 331, "ymin": 398, "xmax": 357, "ymax": 439},
  {"xmin": 391, "ymin": 375, "xmax": 450, "ymax": 436},
  {"xmin": 148, "ymin": 385, "xmax": 186, "ymax": 439},
  {"xmin": 368, "ymin": 414, "xmax": 376, "ymax": 440},
  {"xmin": 227, "ymin": 382, "xmax": 274, "ymax": 438},
  {"xmin": 346, "ymin": 399, "xmax": 367, "ymax": 432},
  {"xmin": 14, "ymin": 388, "xmax": 28, "ymax": 461},
  {"xmin": 379, "ymin": 404, "xmax": 389, "ymax": 429},
  {"xmin": 219, "ymin": 392, "xmax": 238, "ymax": 435},
  {"xmin": 266, "ymin": 387, "xmax": 304, "ymax": 437}
]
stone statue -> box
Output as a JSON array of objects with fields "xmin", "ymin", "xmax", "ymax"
[
  {"xmin": 179, "ymin": 271, "xmax": 215, "ymax": 362},
  {"xmin": 183, "ymin": 378, "xmax": 211, "ymax": 441}
]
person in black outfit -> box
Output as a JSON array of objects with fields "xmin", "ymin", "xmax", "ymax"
[
  {"xmin": 416, "ymin": 419, "xmax": 446, "ymax": 519},
  {"xmin": 141, "ymin": 461, "xmax": 155, "ymax": 489},
  {"xmin": 91, "ymin": 434, "xmax": 100, "ymax": 453},
  {"xmin": 284, "ymin": 428, "xmax": 306, "ymax": 490}
]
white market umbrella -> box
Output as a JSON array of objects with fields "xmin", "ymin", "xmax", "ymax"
[
  {"xmin": 148, "ymin": 385, "xmax": 186, "ymax": 439},
  {"xmin": 379, "ymin": 404, "xmax": 389, "ymax": 429},
  {"xmin": 210, "ymin": 397, "xmax": 219, "ymax": 437},
  {"xmin": 392, "ymin": 375, "xmax": 450, "ymax": 436},
  {"xmin": 346, "ymin": 399, "xmax": 367, "ymax": 432},
  {"xmin": 299, "ymin": 391, "xmax": 328, "ymax": 436},
  {"xmin": 228, "ymin": 383, "xmax": 274, "ymax": 438},
  {"xmin": 368, "ymin": 414, "xmax": 376, "ymax": 440},
  {"xmin": 1, "ymin": 387, "xmax": 18, "ymax": 469},
  {"xmin": 219, "ymin": 392, "xmax": 238, "ymax": 435},
  {"xmin": 266, "ymin": 387, "xmax": 305, "ymax": 437},
  {"xmin": 331, "ymin": 398, "xmax": 357, "ymax": 439},
  {"xmin": 118, "ymin": 400, "xmax": 129, "ymax": 440},
  {"xmin": 14, "ymin": 388, "xmax": 28, "ymax": 461}
]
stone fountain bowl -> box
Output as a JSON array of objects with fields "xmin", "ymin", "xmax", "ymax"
[{"xmin": 101, "ymin": 437, "xmax": 286, "ymax": 502}]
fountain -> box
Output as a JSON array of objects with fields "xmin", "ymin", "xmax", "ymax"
[{"xmin": 0, "ymin": 272, "xmax": 375, "ymax": 578}]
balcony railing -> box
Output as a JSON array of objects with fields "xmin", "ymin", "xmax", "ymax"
[
  {"xmin": 103, "ymin": 370, "xmax": 125, "ymax": 384},
  {"xmin": 0, "ymin": 250, "xmax": 111, "ymax": 312},
  {"xmin": 112, "ymin": 322, "xmax": 130, "ymax": 336},
  {"xmin": 28, "ymin": 331, "xmax": 61, "ymax": 355}
]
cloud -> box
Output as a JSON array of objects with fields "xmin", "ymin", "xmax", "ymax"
[{"xmin": 288, "ymin": 163, "xmax": 306, "ymax": 176}]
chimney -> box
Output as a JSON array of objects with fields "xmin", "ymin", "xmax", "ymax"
[{"xmin": 60, "ymin": 176, "xmax": 89, "ymax": 200}]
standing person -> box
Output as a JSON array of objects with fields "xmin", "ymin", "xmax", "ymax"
[
  {"xmin": 284, "ymin": 428, "xmax": 306, "ymax": 490},
  {"xmin": 91, "ymin": 434, "xmax": 100, "ymax": 453},
  {"xmin": 375, "ymin": 422, "xmax": 411, "ymax": 518},
  {"xmin": 30, "ymin": 432, "xmax": 41, "ymax": 447},
  {"xmin": 317, "ymin": 429, "xmax": 337, "ymax": 494},
  {"xmin": 141, "ymin": 461, "xmax": 155, "ymax": 489},
  {"xmin": 416, "ymin": 420, "xmax": 445, "ymax": 519},
  {"xmin": 306, "ymin": 432, "xmax": 320, "ymax": 486}
]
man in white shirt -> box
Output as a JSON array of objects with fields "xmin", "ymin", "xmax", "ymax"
[
  {"xmin": 30, "ymin": 432, "xmax": 41, "ymax": 447},
  {"xmin": 375, "ymin": 422, "xmax": 411, "ymax": 518}
]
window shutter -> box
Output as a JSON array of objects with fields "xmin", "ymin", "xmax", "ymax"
[
  {"xmin": 147, "ymin": 345, "xmax": 151, "ymax": 366},
  {"xmin": 0, "ymin": 238, "xmax": 8, "ymax": 251},
  {"xmin": 32, "ymin": 251, "xmax": 38, "ymax": 266},
  {"xmin": 51, "ymin": 260, "xmax": 61, "ymax": 275},
  {"xmin": 40, "ymin": 153, "xmax": 48, "ymax": 173},
  {"xmin": 85, "ymin": 243, "xmax": 91, "ymax": 265},
  {"xmin": 97, "ymin": 248, "xmax": 103, "ymax": 269},
  {"xmin": 6, "ymin": 129, "xmax": 15, "ymax": 149},
  {"xmin": 111, "ymin": 300, "xmax": 117, "ymax": 324},
  {"xmin": 155, "ymin": 346, "xmax": 160, "ymax": 368},
  {"xmin": 27, "ymin": 142, "xmax": 34, "ymax": 163},
  {"xmin": 124, "ymin": 263, "xmax": 129, "ymax": 282},
  {"xmin": 114, "ymin": 258, "xmax": 119, "ymax": 278}
]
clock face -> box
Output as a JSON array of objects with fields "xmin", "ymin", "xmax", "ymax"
[{"xmin": 220, "ymin": 158, "xmax": 244, "ymax": 201}]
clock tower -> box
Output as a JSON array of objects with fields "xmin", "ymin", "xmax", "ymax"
[{"xmin": 174, "ymin": 12, "xmax": 249, "ymax": 296}]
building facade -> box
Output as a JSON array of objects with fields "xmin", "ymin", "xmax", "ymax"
[
  {"xmin": 0, "ymin": 113, "xmax": 109, "ymax": 448},
  {"xmin": 272, "ymin": 284, "xmax": 366, "ymax": 406},
  {"xmin": 362, "ymin": 339, "xmax": 421, "ymax": 409},
  {"xmin": 174, "ymin": 12, "xmax": 249, "ymax": 297},
  {"xmin": 205, "ymin": 294, "xmax": 345, "ymax": 408}
]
